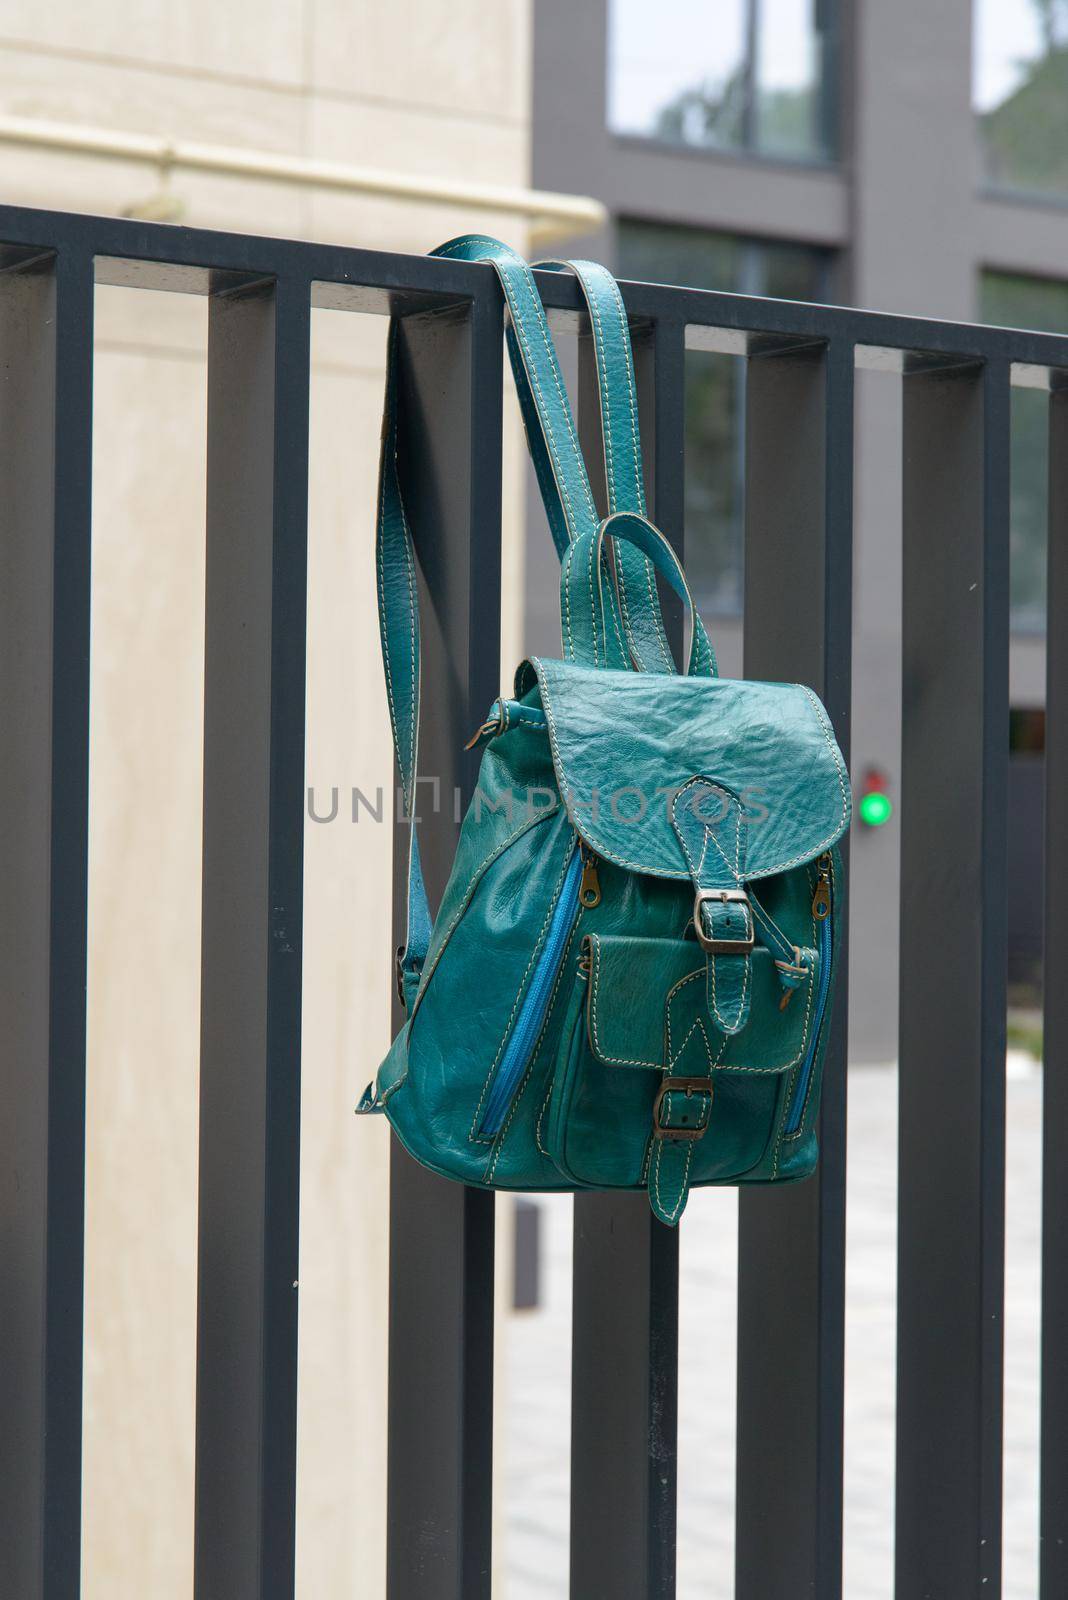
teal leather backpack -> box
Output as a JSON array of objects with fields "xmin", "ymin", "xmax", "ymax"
[{"xmin": 357, "ymin": 236, "xmax": 849, "ymax": 1225}]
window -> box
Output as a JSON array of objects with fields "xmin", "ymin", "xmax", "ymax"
[
  {"xmin": 607, "ymin": 0, "xmax": 837, "ymax": 162},
  {"xmin": 980, "ymin": 269, "xmax": 1066, "ymax": 632},
  {"xmin": 618, "ymin": 222, "xmax": 832, "ymax": 615},
  {"xmin": 976, "ymin": 0, "xmax": 1068, "ymax": 196}
]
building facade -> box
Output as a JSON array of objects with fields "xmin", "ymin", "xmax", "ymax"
[{"xmin": 531, "ymin": 0, "xmax": 1063, "ymax": 1060}]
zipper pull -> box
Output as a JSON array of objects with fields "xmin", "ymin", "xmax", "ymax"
[
  {"xmin": 579, "ymin": 844, "xmax": 601, "ymax": 909},
  {"xmin": 811, "ymin": 854, "xmax": 832, "ymax": 921}
]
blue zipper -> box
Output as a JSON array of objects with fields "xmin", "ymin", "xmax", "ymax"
[
  {"xmin": 784, "ymin": 856, "xmax": 834, "ymax": 1137},
  {"xmin": 479, "ymin": 842, "xmax": 582, "ymax": 1137}
]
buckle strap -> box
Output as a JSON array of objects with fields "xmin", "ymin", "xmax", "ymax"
[
  {"xmin": 648, "ymin": 1075, "xmax": 714, "ymax": 1226},
  {"xmin": 653, "ymin": 1076, "xmax": 713, "ymax": 1140},
  {"xmin": 670, "ymin": 778, "xmax": 753, "ymax": 1036},
  {"xmin": 694, "ymin": 888, "xmax": 754, "ymax": 954}
]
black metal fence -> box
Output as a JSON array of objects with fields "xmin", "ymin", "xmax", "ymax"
[{"xmin": 0, "ymin": 202, "xmax": 1064, "ymax": 1600}]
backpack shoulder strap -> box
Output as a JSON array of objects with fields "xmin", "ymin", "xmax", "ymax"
[
  {"xmin": 377, "ymin": 235, "xmax": 631, "ymax": 1011},
  {"xmin": 539, "ymin": 258, "xmax": 648, "ymax": 520},
  {"xmin": 540, "ymin": 258, "xmax": 717, "ymax": 677}
]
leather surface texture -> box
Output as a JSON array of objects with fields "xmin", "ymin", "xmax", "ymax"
[{"xmin": 528, "ymin": 656, "xmax": 850, "ymax": 882}]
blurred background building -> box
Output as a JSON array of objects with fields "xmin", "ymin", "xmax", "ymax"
[
  {"xmin": 532, "ymin": 0, "xmax": 1064, "ymax": 1061},
  {"xmin": 0, "ymin": 0, "xmax": 1061, "ymax": 1594}
]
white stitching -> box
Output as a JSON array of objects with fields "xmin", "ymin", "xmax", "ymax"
[
  {"xmin": 585, "ymin": 934, "xmax": 662, "ymax": 1069},
  {"xmin": 577, "ymin": 262, "xmax": 675, "ymax": 677},
  {"xmin": 468, "ymin": 835, "xmax": 577, "ymax": 1141},
  {"xmin": 582, "ymin": 277, "xmax": 648, "ymax": 672},
  {"xmin": 490, "ymin": 923, "xmax": 578, "ymax": 1178},
  {"xmin": 601, "ymin": 512, "xmax": 693, "ymax": 672},
  {"xmin": 799, "ymin": 685, "xmax": 851, "ymax": 832},
  {"xmin": 603, "ymin": 279, "xmax": 672, "ymax": 672},
  {"xmin": 381, "ymin": 807, "xmax": 563, "ymax": 1109},
  {"xmin": 660, "ymin": 1088, "xmax": 710, "ymax": 1132},
  {"xmin": 653, "ymin": 1135, "xmax": 695, "ymax": 1224},
  {"xmin": 667, "ymin": 1016, "xmax": 717, "ymax": 1074},
  {"xmin": 586, "ymin": 531, "xmax": 600, "ymax": 667},
  {"xmin": 561, "ymin": 539, "xmax": 579, "ymax": 660},
  {"xmin": 707, "ymin": 934, "xmax": 750, "ymax": 1033},
  {"xmin": 436, "ymin": 240, "xmax": 598, "ymax": 541},
  {"xmin": 535, "ymin": 1079, "xmax": 555, "ymax": 1157},
  {"xmin": 749, "ymin": 892, "xmax": 793, "ymax": 960},
  {"xmin": 781, "ymin": 856, "xmax": 834, "ymax": 1146},
  {"xmin": 484, "ymin": 919, "xmax": 579, "ymax": 1177},
  {"xmin": 399, "ymin": 502, "xmax": 418, "ymax": 798},
  {"xmin": 665, "ymin": 963, "xmax": 815, "ymax": 1075},
  {"xmin": 409, "ymin": 802, "xmax": 560, "ymax": 1026},
  {"xmin": 532, "ymin": 927, "xmax": 581, "ymax": 1154},
  {"xmin": 535, "ymin": 925, "xmax": 588, "ymax": 1162},
  {"xmin": 666, "ymin": 971, "xmax": 730, "ymax": 1074},
  {"xmin": 489, "ymin": 928, "xmax": 572, "ymax": 1177},
  {"xmin": 772, "ymin": 878, "xmax": 822, "ymax": 1175},
  {"xmin": 671, "ymin": 778, "xmax": 744, "ymax": 887},
  {"xmin": 696, "ymin": 820, "xmax": 711, "ymax": 880},
  {"xmin": 601, "ymin": 546, "xmax": 629, "ymax": 665},
  {"xmin": 437, "ymin": 242, "xmax": 593, "ymax": 533}
]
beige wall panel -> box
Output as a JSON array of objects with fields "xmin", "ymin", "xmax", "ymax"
[
  {"xmin": 308, "ymin": 0, "xmax": 529, "ymax": 123},
  {"xmin": 0, "ymin": 2, "xmax": 304, "ymax": 87},
  {"xmin": 310, "ymin": 301, "xmax": 388, "ymax": 375},
  {"xmin": 0, "ymin": 43, "xmax": 301, "ymax": 149},
  {"xmin": 82, "ymin": 306, "xmax": 208, "ymax": 1600},
  {"xmin": 297, "ymin": 319, "xmax": 393, "ymax": 1599},
  {"xmin": 307, "ymin": 93, "xmax": 528, "ymax": 188},
  {"xmin": 95, "ymin": 282, "xmax": 215, "ymax": 359}
]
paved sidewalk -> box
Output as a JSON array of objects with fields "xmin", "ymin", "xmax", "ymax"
[{"xmin": 503, "ymin": 1060, "xmax": 1042, "ymax": 1598}]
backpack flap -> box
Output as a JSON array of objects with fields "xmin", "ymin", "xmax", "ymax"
[{"xmin": 526, "ymin": 657, "xmax": 851, "ymax": 887}]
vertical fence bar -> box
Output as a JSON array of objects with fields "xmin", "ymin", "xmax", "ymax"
[
  {"xmin": 568, "ymin": 315, "xmax": 685, "ymax": 1600},
  {"xmin": 1040, "ymin": 373, "xmax": 1068, "ymax": 1597},
  {"xmin": 0, "ymin": 249, "xmax": 94, "ymax": 1600},
  {"xmin": 195, "ymin": 274, "xmax": 311, "ymax": 1599},
  {"xmin": 895, "ymin": 357, "xmax": 1009, "ymax": 1596},
  {"xmin": 385, "ymin": 286, "xmax": 502, "ymax": 1600},
  {"xmin": 736, "ymin": 337, "xmax": 854, "ymax": 1600}
]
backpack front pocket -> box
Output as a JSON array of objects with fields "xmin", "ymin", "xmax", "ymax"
[{"xmin": 544, "ymin": 930, "xmax": 818, "ymax": 1192}]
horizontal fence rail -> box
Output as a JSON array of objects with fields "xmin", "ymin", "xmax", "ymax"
[{"xmin": 0, "ymin": 202, "xmax": 1062, "ymax": 1599}]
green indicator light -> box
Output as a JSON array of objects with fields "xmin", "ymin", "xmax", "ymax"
[{"xmin": 859, "ymin": 791, "xmax": 893, "ymax": 828}]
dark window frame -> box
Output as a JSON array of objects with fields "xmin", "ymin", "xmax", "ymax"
[{"xmin": 617, "ymin": 218, "xmax": 835, "ymax": 620}]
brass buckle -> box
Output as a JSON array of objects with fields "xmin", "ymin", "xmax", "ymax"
[
  {"xmin": 693, "ymin": 887, "xmax": 754, "ymax": 955},
  {"xmin": 652, "ymin": 1076, "xmax": 713, "ymax": 1141}
]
